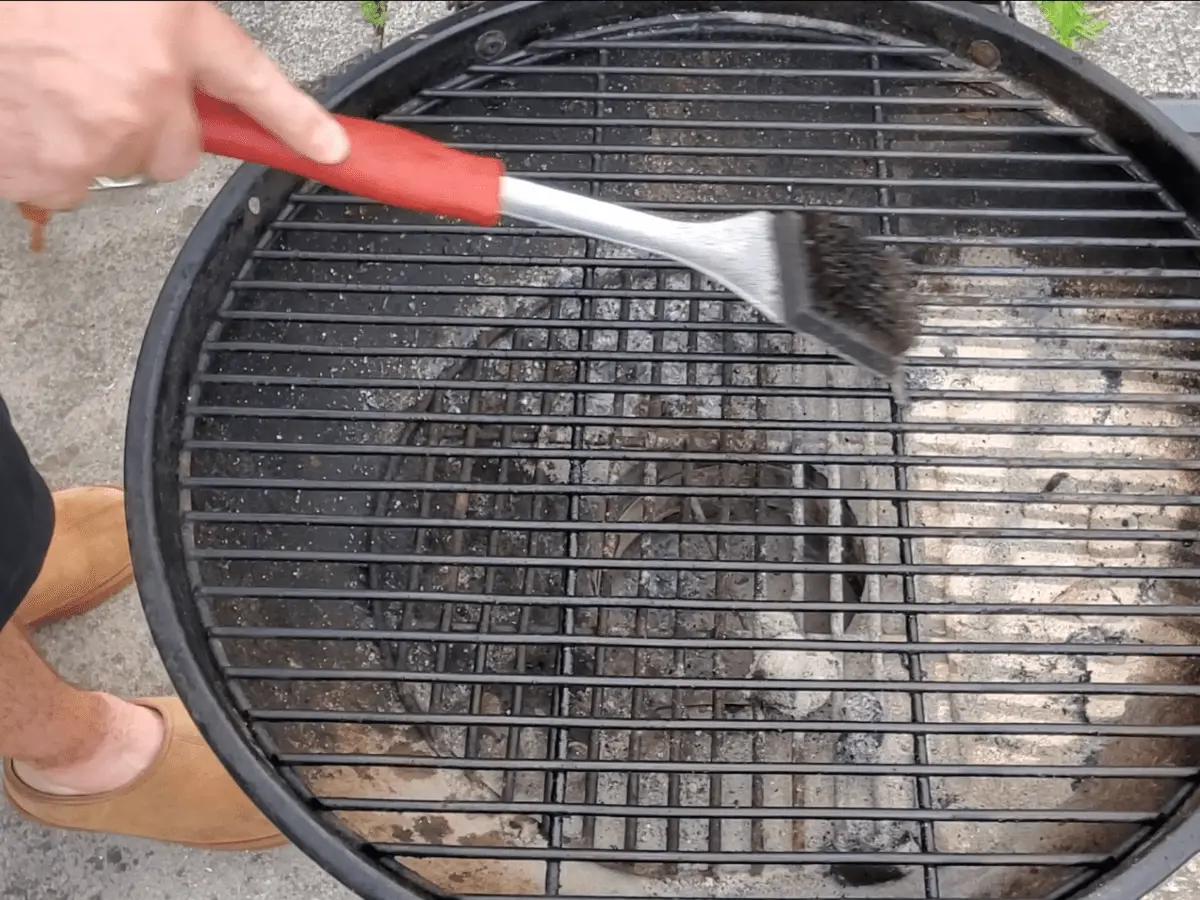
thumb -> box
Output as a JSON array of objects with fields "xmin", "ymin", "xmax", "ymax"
[{"xmin": 188, "ymin": 3, "xmax": 349, "ymax": 165}]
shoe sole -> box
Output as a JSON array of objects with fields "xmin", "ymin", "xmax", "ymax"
[{"xmin": 3, "ymin": 780, "xmax": 289, "ymax": 851}]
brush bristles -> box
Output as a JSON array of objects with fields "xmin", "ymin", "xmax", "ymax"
[{"xmin": 803, "ymin": 213, "xmax": 921, "ymax": 359}]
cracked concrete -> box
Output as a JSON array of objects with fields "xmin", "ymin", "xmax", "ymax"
[{"xmin": 2, "ymin": 2, "xmax": 1200, "ymax": 899}]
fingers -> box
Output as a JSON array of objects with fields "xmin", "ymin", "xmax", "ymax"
[
  {"xmin": 143, "ymin": 91, "xmax": 202, "ymax": 183},
  {"xmin": 17, "ymin": 180, "xmax": 90, "ymax": 213},
  {"xmin": 188, "ymin": 2, "xmax": 349, "ymax": 165},
  {"xmin": 0, "ymin": 151, "xmax": 89, "ymax": 211},
  {"xmin": 93, "ymin": 126, "xmax": 161, "ymax": 186}
]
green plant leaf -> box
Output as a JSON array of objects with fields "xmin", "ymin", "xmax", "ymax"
[
  {"xmin": 359, "ymin": 0, "xmax": 387, "ymax": 28},
  {"xmin": 1077, "ymin": 16, "xmax": 1109, "ymax": 40},
  {"xmin": 1034, "ymin": 1, "xmax": 1108, "ymax": 51}
]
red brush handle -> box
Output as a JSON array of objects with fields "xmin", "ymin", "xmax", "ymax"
[{"xmin": 193, "ymin": 93, "xmax": 505, "ymax": 226}]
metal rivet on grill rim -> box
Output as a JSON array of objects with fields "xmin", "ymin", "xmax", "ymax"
[
  {"xmin": 967, "ymin": 39, "xmax": 1001, "ymax": 69},
  {"xmin": 125, "ymin": 4, "xmax": 1200, "ymax": 900},
  {"xmin": 474, "ymin": 29, "xmax": 507, "ymax": 60},
  {"xmin": 247, "ymin": 197, "xmax": 261, "ymax": 216}
]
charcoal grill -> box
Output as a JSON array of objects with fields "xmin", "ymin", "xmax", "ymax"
[{"xmin": 125, "ymin": 2, "xmax": 1200, "ymax": 899}]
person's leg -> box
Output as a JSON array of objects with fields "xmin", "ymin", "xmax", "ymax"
[
  {"xmin": 0, "ymin": 622, "xmax": 163, "ymax": 794},
  {"xmin": 0, "ymin": 393, "xmax": 284, "ymax": 849},
  {"xmin": 0, "ymin": 622, "xmax": 109, "ymax": 769},
  {"xmin": 0, "ymin": 391, "xmax": 162, "ymax": 792},
  {"xmin": 0, "ymin": 389, "xmax": 136, "ymax": 637}
]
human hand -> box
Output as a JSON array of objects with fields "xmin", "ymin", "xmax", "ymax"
[{"xmin": 0, "ymin": 0, "xmax": 350, "ymax": 211}]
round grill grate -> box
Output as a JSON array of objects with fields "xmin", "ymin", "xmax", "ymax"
[{"xmin": 131, "ymin": 3, "xmax": 1200, "ymax": 900}]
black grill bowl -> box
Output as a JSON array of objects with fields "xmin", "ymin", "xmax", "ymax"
[{"xmin": 125, "ymin": 3, "xmax": 1200, "ymax": 899}]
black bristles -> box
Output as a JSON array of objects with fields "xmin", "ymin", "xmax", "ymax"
[
  {"xmin": 804, "ymin": 212, "xmax": 922, "ymax": 359},
  {"xmin": 775, "ymin": 211, "xmax": 921, "ymax": 383}
]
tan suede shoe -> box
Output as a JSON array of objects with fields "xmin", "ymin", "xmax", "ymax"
[
  {"xmin": 13, "ymin": 486, "xmax": 133, "ymax": 630},
  {"xmin": 3, "ymin": 697, "xmax": 287, "ymax": 851}
]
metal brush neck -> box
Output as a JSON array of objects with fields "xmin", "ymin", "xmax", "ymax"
[
  {"xmin": 499, "ymin": 176, "xmax": 705, "ymax": 261},
  {"xmin": 497, "ymin": 177, "xmax": 784, "ymax": 322}
]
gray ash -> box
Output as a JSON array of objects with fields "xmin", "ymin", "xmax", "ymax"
[{"xmin": 804, "ymin": 213, "xmax": 921, "ymax": 358}]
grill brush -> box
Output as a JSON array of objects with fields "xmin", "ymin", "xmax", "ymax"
[{"xmin": 21, "ymin": 94, "xmax": 923, "ymax": 386}]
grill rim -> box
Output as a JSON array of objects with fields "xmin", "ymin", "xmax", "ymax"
[{"xmin": 124, "ymin": 3, "xmax": 1200, "ymax": 899}]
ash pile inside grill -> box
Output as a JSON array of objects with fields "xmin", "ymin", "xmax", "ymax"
[
  {"xmin": 279, "ymin": 272, "xmax": 929, "ymax": 898},
  {"xmin": 898, "ymin": 242, "xmax": 1200, "ymax": 900},
  {"xmin": 239, "ymin": 225, "xmax": 1200, "ymax": 899}
]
